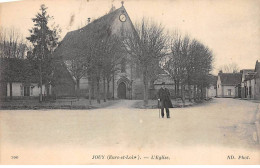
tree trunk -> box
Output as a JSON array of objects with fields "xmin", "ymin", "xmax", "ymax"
[
  {"xmin": 46, "ymin": 84, "xmax": 50, "ymax": 97},
  {"xmin": 193, "ymin": 85, "xmax": 196, "ymax": 101},
  {"xmin": 107, "ymin": 78, "xmax": 110, "ymax": 100},
  {"xmin": 143, "ymin": 81, "xmax": 149, "ymax": 106},
  {"xmin": 88, "ymin": 87, "xmax": 91, "ymax": 105},
  {"xmin": 88, "ymin": 77, "xmax": 92, "ymax": 105},
  {"xmin": 103, "ymin": 77, "xmax": 106, "ymax": 102},
  {"xmin": 76, "ymin": 78, "xmax": 80, "ymax": 100},
  {"xmin": 91, "ymin": 76, "xmax": 95, "ymax": 100},
  {"xmin": 97, "ymin": 78, "xmax": 100, "ymax": 104},
  {"xmin": 187, "ymin": 75, "xmax": 191, "ymax": 102},
  {"xmin": 188, "ymin": 83, "xmax": 192, "ymax": 102},
  {"xmin": 39, "ymin": 65, "xmax": 43, "ymax": 102},
  {"xmin": 112, "ymin": 72, "xmax": 115, "ymax": 100},
  {"xmin": 200, "ymin": 85, "xmax": 203, "ymax": 100},
  {"xmin": 174, "ymin": 79, "xmax": 177, "ymax": 100},
  {"xmin": 176, "ymin": 80, "xmax": 179, "ymax": 98},
  {"xmin": 181, "ymin": 83, "xmax": 185, "ymax": 105},
  {"xmin": 143, "ymin": 71, "xmax": 148, "ymax": 106},
  {"xmin": 9, "ymin": 82, "xmax": 12, "ymax": 100}
]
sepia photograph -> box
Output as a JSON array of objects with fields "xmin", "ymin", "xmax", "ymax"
[{"xmin": 0, "ymin": 0, "xmax": 260, "ymax": 165}]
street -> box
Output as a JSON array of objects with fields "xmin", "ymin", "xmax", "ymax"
[{"xmin": 0, "ymin": 98, "xmax": 259, "ymax": 164}]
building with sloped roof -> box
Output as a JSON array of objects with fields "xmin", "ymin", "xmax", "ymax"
[
  {"xmin": 206, "ymin": 74, "xmax": 217, "ymax": 98},
  {"xmin": 239, "ymin": 69, "xmax": 255, "ymax": 99},
  {"xmin": 53, "ymin": 4, "xmax": 144, "ymax": 99},
  {"xmin": 217, "ymin": 71, "xmax": 242, "ymax": 97},
  {"xmin": 0, "ymin": 58, "xmax": 46, "ymax": 99},
  {"xmin": 254, "ymin": 60, "xmax": 260, "ymax": 99},
  {"xmin": 241, "ymin": 60, "xmax": 260, "ymax": 100}
]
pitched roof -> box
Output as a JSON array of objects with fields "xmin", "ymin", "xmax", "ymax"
[
  {"xmin": 54, "ymin": 6, "xmax": 126, "ymax": 60},
  {"xmin": 219, "ymin": 73, "xmax": 242, "ymax": 86},
  {"xmin": 52, "ymin": 60, "xmax": 76, "ymax": 85},
  {"xmin": 0, "ymin": 58, "xmax": 39, "ymax": 83},
  {"xmin": 244, "ymin": 74, "xmax": 255, "ymax": 81},
  {"xmin": 240, "ymin": 69, "xmax": 254, "ymax": 73},
  {"xmin": 255, "ymin": 60, "xmax": 260, "ymax": 78},
  {"xmin": 208, "ymin": 74, "xmax": 217, "ymax": 86},
  {"xmin": 256, "ymin": 61, "xmax": 260, "ymax": 69}
]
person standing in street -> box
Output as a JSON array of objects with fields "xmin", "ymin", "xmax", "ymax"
[{"xmin": 158, "ymin": 82, "xmax": 173, "ymax": 118}]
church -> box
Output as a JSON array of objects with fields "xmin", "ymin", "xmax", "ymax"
[{"xmin": 52, "ymin": 3, "xmax": 145, "ymax": 99}]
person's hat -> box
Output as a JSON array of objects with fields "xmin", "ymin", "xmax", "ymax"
[{"xmin": 162, "ymin": 82, "xmax": 165, "ymax": 85}]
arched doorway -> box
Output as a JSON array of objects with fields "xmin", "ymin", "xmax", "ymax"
[{"xmin": 118, "ymin": 82, "xmax": 126, "ymax": 99}]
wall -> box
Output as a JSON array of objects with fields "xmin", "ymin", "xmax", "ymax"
[
  {"xmin": 246, "ymin": 79, "xmax": 255, "ymax": 99},
  {"xmin": 131, "ymin": 78, "xmax": 143, "ymax": 100},
  {"xmin": 206, "ymin": 85, "xmax": 216, "ymax": 98},
  {"xmin": 6, "ymin": 82, "xmax": 45, "ymax": 97},
  {"xmin": 79, "ymin": 76, "xmax": 89, "ymax": 90},
  {"xmin": 0, "ymin": 82, "xmax": 7, "ymax": 98},
  {"xmin": 31, "ymin": 83, "xmax": 46, "ymax": 97},
  {"xmin": 255, "ymin": 78, "xmax": 260, "ymax": 100},
  {"xmin": 222, "ymin": 85, "xmax": 236, "ymax": 97},
  {"xmin": 7, "ymin": 83, "xmax": 21, "ymax": 96},
  {"xmin": 217, "ymin": 75, "xmax": 222, "ymax": 97},
  {"xmin": 241, "ymin": 82, "xmax": 246, "ymax": 99}
]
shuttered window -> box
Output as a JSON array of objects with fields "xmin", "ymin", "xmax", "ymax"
[
  {"xmin": 30, "ymin": 86, "xmax": 33, "ymax": 96},
  {"xmin": 20, "ymin": 85, "xmax": 24, "ymax": 96}
]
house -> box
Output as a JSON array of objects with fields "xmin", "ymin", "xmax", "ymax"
[
  {"xmin": 239, "ymin": 69, "xmax": 255, "ymax": 99},
  {"xmin": 242, "ymin": 61, "xmax": 260, "ymax": 100},
  {"xmin": 206, "ymin": 75, "xmax": 217, "ymax": 98},
  {"xmin": 217, "ymin": 71, "xmax": 242, "ymax": 98},
  {"xmin": 53, "ymin": 3, "xmax": 144, "ymax": 99},
  {"xmin": 254, "ymin": 60, "xmax": 260, "ymax": 99},
  {"xmin": 0, "ymin": 58, "xmax": 46, "ymax": 99}
]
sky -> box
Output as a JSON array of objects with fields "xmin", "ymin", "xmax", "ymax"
[{"xmin": 0, "ymin": 0, "xmax": 260, "ymax": 75}]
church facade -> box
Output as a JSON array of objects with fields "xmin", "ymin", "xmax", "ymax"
[{"xmin": 53, "ymin": 4, "xmax": 145, "ymax": 99}]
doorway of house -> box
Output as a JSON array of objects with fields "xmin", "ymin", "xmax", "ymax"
[
  {"xmin": 238, "ymin": 86, "xmax": 241, "ymax": 98},
  {"xmin": 228, "ymin": 89, "xmax": 231, "ymax": 96},
  {"xmin": 24, "ymin": 86, "xmax": 30, "ymax": 96},
  {"xmin": 118, "ymin": 82, "xmax": 126, "ymax": 99}
]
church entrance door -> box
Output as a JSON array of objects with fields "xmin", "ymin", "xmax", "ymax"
[{"xmin": 118, "ymin": 82, "xmax": 126, "ymax": 99}]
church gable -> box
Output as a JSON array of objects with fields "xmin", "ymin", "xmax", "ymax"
[
  {"xmin": 110, "ymin": 6, "xmax": 136, "ymax": 37},
  {"xmin": 54, "ymin": 5, "xmax": 135, "ymax": 61},
  {"xmin": 52, "ymin": 4, "xmax": 142, "ymax": 99}
]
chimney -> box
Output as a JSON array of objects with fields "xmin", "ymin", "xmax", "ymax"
[{"xmin": 87, "ymin": 18, "xmax": 91, "ymax": 24}]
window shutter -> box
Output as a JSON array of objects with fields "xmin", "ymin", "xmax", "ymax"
[
  {"xmin": 30, "ymin": 86, "xmax": 33, "ymax": 96},
  {"xmin": 20, "ymin": 85, "xmax": 24, "ymax": 96}
]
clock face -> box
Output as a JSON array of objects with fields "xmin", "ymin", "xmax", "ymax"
[{"xmin": 119, "ymin": 14, "xmax": 126, "ymax": 22}]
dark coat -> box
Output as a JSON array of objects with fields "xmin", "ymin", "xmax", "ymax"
[{"xmin": 158, "ymin": 87, "xmax": 173, "ymax": 108}]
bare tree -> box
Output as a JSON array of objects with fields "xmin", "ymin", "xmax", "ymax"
[
  {"xmin": 0, "ymin": 27, "xmax": 27, "ymax": 59},
  {"xmin": 0, "ymin": 27, "xmax": 28, "ymax": 100},
  {"xmin": 164, "ymin": 32, "xmax": 213, "ymax": 103},
  {"xmin": 123, "ymin": 18, "xmax": 168, "ymax": 105},
  {"xmin": 100, "ymin": 35, "xmax": 123, "ymax": 102},
  {"xmin": 191, "ymin": 41, "xmax": 213, "ymax": 100},
  {"xmin": 164, "ymin": 32, "xmax": 190, "ymax": 104},
  {"xmin": 81, "ymin": 31, "xmax": 116, "ymax": 104},
  {"xmin": 219, "ymin": 63, "xmax": 239, "ymax": 73}
]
